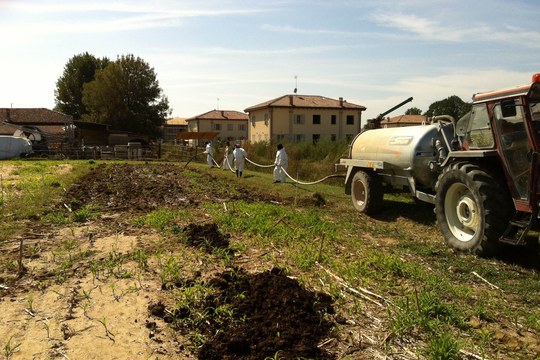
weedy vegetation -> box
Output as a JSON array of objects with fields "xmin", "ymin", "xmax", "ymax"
[{"xmin": 0, "ymin": 155, "xmax": 539, "ymax": 359}]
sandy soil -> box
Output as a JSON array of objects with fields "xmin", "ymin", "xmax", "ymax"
[{"xmin": 0, "ymin": 163, "xmax": 338, "ymax": 359}]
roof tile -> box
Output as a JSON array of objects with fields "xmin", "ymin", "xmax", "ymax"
[
  {"xmin": 244, "ymin": 94, "xmax": 366, "ymax": 112},
  {"xmin": 186, "ymin": 110, "xmax": 248, "ymax": 121}
]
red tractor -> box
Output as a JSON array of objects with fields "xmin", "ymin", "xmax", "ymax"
[{"xmin": 340, "ymin": 74, "xmax": 540, "ymax": 255}]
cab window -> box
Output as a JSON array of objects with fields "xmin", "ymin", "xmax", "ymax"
[
  {"xmin": 467, "ymin": 104, "xmax": 494, "ymax": 148},
  {"xmin": 530, "ymin": 101, "xmax": 540, "ymax": 146},
  {"xmin": 494, "ymin": 99, "xmax": 530, "ymax": 199}
]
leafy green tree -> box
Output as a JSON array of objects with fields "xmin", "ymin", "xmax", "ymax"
[
  {"xmin": 424, "ymin": 95, "xmax": 471, "ymax": 120},
  {"xmin": 405, "ymin": 107, "xmax": 422, "ymax": 115},
  {"xmin": 82, "ymin": 54, "xmax": 171, "ymax": 136},
  {"xmin": 54, "ymin": 52, "xmax": 110, "ymax": 119}
]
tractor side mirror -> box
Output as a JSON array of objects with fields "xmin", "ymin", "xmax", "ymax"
[{"xmin": 501, "ymin": 99, "xmax": 517, "ymax": 118}]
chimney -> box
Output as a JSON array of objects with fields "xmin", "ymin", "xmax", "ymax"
[
  {"xmin": 339, "ymin": 97, "xmax": 343, "ymax": 106},
  {"xmin": 289, "ymin": 95, "xmax": 294, "ymax": 106}
]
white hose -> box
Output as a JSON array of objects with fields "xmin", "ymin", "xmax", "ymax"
[
  {"xmin": 211, "ymin": 156, "xmax": 221, "ymax": 168},
  {"xmin": 192, "ymin": 153, "xmax": 344, "ymax": 185},
  {"xmin": 223, "ymin": 156, "xmax": 236, "ymax": 173},
  {"xmin": 280, "ymin": 166, "xmax": 344, "ymax": 185},
  {"xmin": 245, "ymin": 157, "xmax": 344, "ymax": 185},
  {"xmin": 245, "ymin": 157, "xmax": 274, "ymax": 168}
]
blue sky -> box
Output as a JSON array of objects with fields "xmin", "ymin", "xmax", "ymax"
[{"xmin": 1, "ymin": 0, "xmax": 539, "ymax": 123}]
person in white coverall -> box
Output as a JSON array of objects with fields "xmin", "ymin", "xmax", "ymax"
[
  {"xmin": 273, "ymin": 143, "xmax": 288, "ymax": 183},
  {"xmin": 222, "ymin": 141, "xmax": 233, "ymax": 170},
  {"xmin": 204, "ymin": 141, "xmax": 214, "ymax": 167},
  {"xmin": 232, "ymin": 143, "xmax": 246, "ymax": 177}
]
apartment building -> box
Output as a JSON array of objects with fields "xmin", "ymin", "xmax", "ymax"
[
  {"xmin": 185, "ymin": 110, "xmax": 249, "ymax": 145},
  {"xmin": 244, "ymin": 94, "xmax": 366, "ymax": 143}
]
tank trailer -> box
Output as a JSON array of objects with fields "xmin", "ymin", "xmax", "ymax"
[{"xmin": 340, "ymin": 74, "xmax": 540, "ymax": 255}]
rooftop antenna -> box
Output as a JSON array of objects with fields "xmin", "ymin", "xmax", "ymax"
[{"xmin": 294, "ymin": 75, "xmax": 298, "ymax": 94}]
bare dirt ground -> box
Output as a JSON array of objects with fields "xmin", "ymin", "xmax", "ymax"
[{"xmin": 0, "ymin": 163, "xmax": 339, "ymax": 359}]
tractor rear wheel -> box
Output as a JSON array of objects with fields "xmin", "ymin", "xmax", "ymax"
[
  {"xmin": 351, "ymin": 170, "xmax": 383, "ymax": 215},
  {"xmin": 435, "ymin": 163, "xmax": 512, "ymax": 256}
]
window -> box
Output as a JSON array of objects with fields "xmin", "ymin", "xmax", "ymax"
[
  {"xmin": 331, "ymin": 115, "xmax": 337, "ymax": 125},
  {"xmin": 238, "ymin": 124, "xmax": 247, "ymax": 131},
  {"xmin": 494, "ymin": 99, "xmax": 529, "ymax": 199},
  {"xmin": 251, "ymin": 115, "xmax": 256, "ymax": 127},
  {"xmin": 213, "ymin": 124, "xmax": 222, "ymax": 131},
  {"xmin": 531, "ymin": 101, "xmax": 540, "ymax": 144},
  {"xmin": 227, "ymin": 124, "xmax": 234, "ymax": 131},
  {"xmin": 467, "ymin": 104, "xmax": 494, "ymax": 148},
  {"xmin": 312, "ymin": 114, "xmax": 321, "ymax": 125},
  {"xmin": 277, "ymin": 134, "xmax": 285, "ymax": 141},
  {"xmin": 331, "ymin": 134, "xmax": 336, "ymax": 141},
  {"xmin": 312, "ymin": 134, "xmax": 320, "ymax": 144},
  {"xmin": 295, "ymin": 134, "xmax": 305, "ymax": 143},
  {"xmin": 294, "ymin": 114, "xmax": 305, "ymax": 124},
  {"xmin": 264, "ymin": 113, "xmax": 270, "ymax": 126},
  {"xmin": 346, "ymin": 134, "xmax": 354, "ymax": 142},
  {"xmin": 346, "ymin": 115, "xmax": 354, "ymax": 125}
]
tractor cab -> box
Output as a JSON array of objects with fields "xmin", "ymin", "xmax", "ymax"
[{"xmin": 466, "ymin": 74, "xmax": 540, "ymax": 214}]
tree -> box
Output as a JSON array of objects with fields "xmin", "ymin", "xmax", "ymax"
[
  {"xmin": 82, "ymin": 54, "xmax": 171, "ymax": 136},
  {"xmin": 54, "ymin": 52, "xmax": 110, "ymax": 120},
  {"xmin": 424, "ymin": 95, "xmax": 471, "ymax": 120},
  {"xmin": 405, "ymin": 107, "xmax": 422, "ymax": 115}
]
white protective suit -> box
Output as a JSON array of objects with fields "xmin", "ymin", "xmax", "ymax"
[
  {"xmin": 222, "ymin": 145, "xmax": 233, "ymax": 170},
  {"xmin": 204, "ymin": 142, "xmax": 214, "ymax": 167},
  {"xmin": 273, "ymin": 147, "xmax": 288, "ymax": 183},
  {"xmin": 233, "ymin": 146, "xmax": 246, "ymax": 177}
]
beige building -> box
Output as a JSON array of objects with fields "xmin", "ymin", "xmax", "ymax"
[
  {"xmin": 380, "ymin": 114, "xmax": 430, "ymax": 128},
  {"xmin": 186, "ymin": 110, "xmax": 248, "ymax": 145},
  {"xmin": 162, "ymin": 117, "xmax": 188, "ymax": 143},
  {"xmin": 244, "ymin": 94, "xmax": 366, "ymax": 143}
]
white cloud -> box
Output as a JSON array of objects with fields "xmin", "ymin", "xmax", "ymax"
[
  {"xmin": 372, "ymin": 11, "xmax": 540, "ymax": 47},
  {"xmin": 5, "ymin": 0, "xmax": 270, "ymax": 15},
  {"xmin": 358, "ymin": 69, "xmax": 535, "ymax": 120},
  {"xmin": 261, "ymin": 24, "xmax": 360, "ymax": 37},
  {"xmin": 0, "ymin": 0, "xmax": 271, "ymax": 44}
]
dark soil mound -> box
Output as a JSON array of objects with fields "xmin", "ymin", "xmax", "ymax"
[
  {"xmin": 63, "ymin": 163, "xmax": 285, "ymax": 213},
  {"xmin": 197, "ymin": 267, "xmax": 336, "ymax": 360},
  {"xmin": 65, "ymin": 163, "xmax": 190, "ymax": 211},
  {"xmin": 183, "ymin": 223, "xmax": 231, "ymax": 251}
]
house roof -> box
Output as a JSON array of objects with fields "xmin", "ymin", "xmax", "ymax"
[
  {"xmin": 166, "ymin": 117, "xmax": 188, "ymax": 126},
  {"xmin": 380, "ymin": 114, "xmax": 428, "ymax": 126},
  {"xmin": 0, "ymin": 108, "xmax": 73, "ymax": 124},
  {"xmin": 0, "ymin": 108, "xmax": 74, "ymax": 136},
  {"xmin": 186, "ymin": 110, "xmax": 248, "ymax": 122},
  {"xmin": 244, "ymin": 94, "xmax": 366, "ymax": 112}
]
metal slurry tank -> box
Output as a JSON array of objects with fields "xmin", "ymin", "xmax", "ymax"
[{"xmin": 349, "ymin": 124, "xmax": 441, "ymax": 188}]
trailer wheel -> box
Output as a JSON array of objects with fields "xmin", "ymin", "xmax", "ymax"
[
  {"xmin": 435, "ymin": 163, "xmax": 512, "ymax": 256},
  {"xmin": 351, "ymin": 170, "xmax": 383, "ymax": 215}
]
